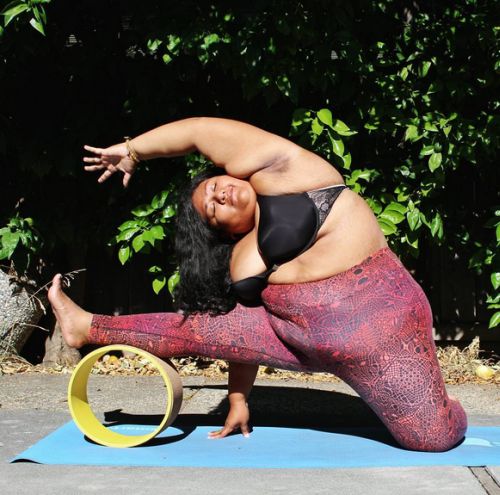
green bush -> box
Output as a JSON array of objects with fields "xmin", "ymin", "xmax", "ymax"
[{"xmin": 1, "ymin": 1, "xmax": 498, "ymax": 326}]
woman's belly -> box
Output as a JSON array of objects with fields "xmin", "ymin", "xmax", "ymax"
[{"xmin": 267, "ymin": 189, "xmax": 388, "ymax": 285}]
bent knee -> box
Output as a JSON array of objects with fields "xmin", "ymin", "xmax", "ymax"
[{"xmin": 393, "ymin": 400, "xmax": 468, "ymax": 452}]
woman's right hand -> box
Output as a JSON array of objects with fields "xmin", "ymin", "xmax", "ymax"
[{"xmin": 83, "ymin": 143, "xmax": 138, "ymax": 187}]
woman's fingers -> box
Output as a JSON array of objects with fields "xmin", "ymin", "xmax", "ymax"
[
  {"xmin": 123, "ymin": 173, "xmax": 132, "ymax": 188},
  {"xmin": 208, "ymin": 426, "xmax": 233, "ymax": 439},
  {"xmin": 83, "ymin": 157, "xmax": 102, "ymax": 163},
  {"xmin": 208, "ymin": 424, "xmax": 251, "ymax": 439},
  {"xmin": 84, "ymin": 165, "xmax": 105, "ymax": 171},
  {"xmin": 97, "ymin": 168, "xmax": 116, "ymax": 183},
  {"xmin": 240, "ymin": 424, "xmax": 251, "ymax": 438},
  {"xmin": 83, "ymin": 144, "xmax": 105, "ymax": 155}
]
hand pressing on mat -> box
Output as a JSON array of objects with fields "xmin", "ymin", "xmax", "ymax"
[
  {"xmin": 209, "ymin": 399, "xmax": 251, "ymax": 439},
  {"xmin": 208, "ymin": 362, "xmax": 257, "ymax": 439}
]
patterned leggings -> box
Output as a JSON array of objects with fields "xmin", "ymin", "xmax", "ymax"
[{"xmin": 89, "ymin": 248, "xmax": 467, "ymax": 452}]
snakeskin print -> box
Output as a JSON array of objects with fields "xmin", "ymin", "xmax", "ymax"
[
  {"xmin": 306, "ymin": 185, "xmax": 346, "ymax": 225},
  {"xmin": 88, "ymin": 248, "xmax": 467, "ymax": 452}
]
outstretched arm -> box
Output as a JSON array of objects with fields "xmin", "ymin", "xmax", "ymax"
[
  {"xmin": 208, "ymin": 362, "xmax": 258, "ymax": 439},
  {"xmin": 83, "ymin": 117, "xmax": 301, "ymax": 186}
]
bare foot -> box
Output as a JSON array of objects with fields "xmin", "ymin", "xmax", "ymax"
[{"xmin": 48, "ymin": 274, "xmax": 93, "ymax": 348}]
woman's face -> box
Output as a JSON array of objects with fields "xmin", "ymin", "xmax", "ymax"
[{"xmin": 192, "ymin": 175, "xmax": 257, "ymax": 235}]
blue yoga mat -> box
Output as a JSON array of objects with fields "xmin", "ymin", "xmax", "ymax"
[{"xmin": 11, "ymin": 422, "xmax": 500, "ymax": 468}]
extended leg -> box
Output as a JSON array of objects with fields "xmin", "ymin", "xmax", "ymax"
[
  {"xmin": 88, "ymin": 304, "xmax": 313, "ymax": 372},
  {"xmin": 48, "ymin": 274, "xmax": 309, "ymax": 370}
]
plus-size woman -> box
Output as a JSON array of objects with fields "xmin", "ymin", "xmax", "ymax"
[{"xmin": 48, "ymin": 117, "xmax": 467, "ymax": 451}]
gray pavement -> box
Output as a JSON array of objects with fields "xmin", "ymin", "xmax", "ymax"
[{"xmin": 1, "ymin": 373, "xmax": 500, "ymax": 495}]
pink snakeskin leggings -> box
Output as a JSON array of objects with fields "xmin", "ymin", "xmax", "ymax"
[{"xmin": 89, "ymin": 248, "xmax": 467, "ymax": 452}]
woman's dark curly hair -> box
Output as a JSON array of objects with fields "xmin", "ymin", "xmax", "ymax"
[{"xmin": 173, "ymin": 169, "xmax": 238, "ymax": 315}]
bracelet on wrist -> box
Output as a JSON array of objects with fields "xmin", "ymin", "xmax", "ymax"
[{"xmin": 124, "ymin": 136, "xmax": 141, "ymax": 164}]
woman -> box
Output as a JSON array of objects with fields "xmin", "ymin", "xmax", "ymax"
[{"xmin": 49, "ymin": 117, "xmax": 467, "ymax": 451}]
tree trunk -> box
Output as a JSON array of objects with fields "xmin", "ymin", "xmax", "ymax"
[
  {"xmin": 0, "ymin": 270, "xmax": 46, "ymax": 356},
  {"xmin": 42, "ymin": 320, "xmax": 81, "ymax": 367}
]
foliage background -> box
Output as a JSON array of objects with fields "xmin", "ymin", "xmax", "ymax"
[{"xmin": 0, "ymin": 0, "xmax": 498, "ymax": 342}]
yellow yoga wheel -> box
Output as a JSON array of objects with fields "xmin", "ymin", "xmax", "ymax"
[{"xmin": 68, "ymin": 344, "xmax": 183, "ymax": 448}]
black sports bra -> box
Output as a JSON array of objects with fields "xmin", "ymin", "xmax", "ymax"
[{"xmin": 231, "ymin": 184, "xmax": 347, "ymax": 304}]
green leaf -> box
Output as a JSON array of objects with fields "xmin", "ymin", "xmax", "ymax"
[
  {"xmin": 378, "ymin": 218, "xmax": 397, "ymax": 236},
  {"xmin": 148, "ymin": 265, "xmax": 162, "ymax": 273},
  {"xmin": 350, "ymin": 169, "xmax": 373, "ymax": 182},
  {"xmin": 407, "ymin": 209, "xmax": 422, "ymax": 231},
  {"xmin": 424, "ymin": 122, "xmax": 438, "ymax": 132},
  {"xmin": 430, "ymin": 212, "xmax": 443, "ymax": 238},
  {"xmin": 405, "ymin": 125, "xmax": 419, "ymax": 142},
  {"xmin": 150, "ymin": 225, "xmax": 165, "ymax": 240},
  {"xmin": 366, "ymin": 198, "xmax": 382, "ymax": 215},
  {"xmin": 491, "ymin": 273, "xmax": 500, "ymax": 291},
  {"xmin": 329, "ymin": 136, "xmax": 344, "ymax": 157},
  {"xmin": 380, "ymin": 210, "xmax": 405, "ymax": 225},
  {"xmin": 332, "ymin": 120, "xmax": 356, "ymax": 136},
  {"xmin": 118, "ymin": 246, "xmax": 130, "ymax": 265},
  {"xmin": 385, "ymin": 202, "xmax": 407, "ymax": 215},
  {"xmin": 317, "ymin": 109, "xmax": 333, "ymax": 127},
  {"xmin": 420, "ymin": 145, "xmax": 435, "ymax": 156},
  {"xmin": 151, "ymin": 190, "xmax": 169, "ymax": 209},
  {"xmin": 404, "ymin": 234, "xmax": 419, "ymax": 249},
  {"xmin": 0, "ymin": 231, "xmax": 20, "ymax": 258},
  {"xmin": 168, "ymin": 271, "xmax": 180, "ymax": 297},
  {"xmin": 420, "ymin": 61, "xmax": 431, "ymax": 77},
  {"xmin": 115, "ymin": 227, "xmax": 140, "ymax": 242},
  {"xmin": 152, "ymin": 276, "xmax": 166, "ymax": 295},
  {"xmin": 162, "ymin": 205, "xmax": 176, "ymax": 219},
  {"xmin": 132, "ymin": 204, "xmax": 155, "ymax": 217},
  {"xmin": 29, "ymin": 17, "xmax": 45, "ymax": 35},
  {"xmin": 311, "ymin": 118, "xmax": 324, "ymax": 136},
  {"xmin": 341, "ymin": 153, "xmax": 352, "ymax": 170},
  {"xmin": 132, "ymin": 234, "xmax": 145, "ymax": 252},
  {"xmin": 488, "ymin": 311, "xmax": 500, "ymax": 329},
  {"xmin": 142, "ymin": 230, "xmax": 156, "ymax": 246},
  {"xmin": 0, "ymin": 245, "xmax": 10, "ymax": 259},
  {"xmin": 496, "ymin": 224, "xmax": 500, "ymax": 242},
  {"xmin": 2, "ymin": 3, "xmax": 29, "ymax": 26},
  {"xmin": 428, "ymin": 152, "xmax": 442, "ymax": 172},
  {"xmin": 399, "ymin": 66, "xmax": 409, "ymax": 80},
  {"xmin": 118, "ymin": 220, "xmax": 140, "ymax": 232}
]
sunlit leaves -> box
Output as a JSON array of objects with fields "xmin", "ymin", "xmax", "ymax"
[
  {"xmin": 428, "ymin": 152, "xmax": 442, "ymax": 172},
  {"xmin": 118, "ymin": 246, "xmax": 130, "ymax": 265},
  {"xmin": 1, "ymin": 0, "xmax": 49, "ymax": 35},
  {"xmin": 317, "ymin": 109, "xmax": 333, "ymax": 127},
  {"xmin": 112, "ymin": 187, "xmax": 176, "ymax": 273},
  {"xmin": 405, "ymin": 125, "xmax": 419, "ymax": 142},
  {"xmin": 168, "ymin": 270, "xmax": 180, "ymax": 297}
]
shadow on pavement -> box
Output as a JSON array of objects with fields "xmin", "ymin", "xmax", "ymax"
[{"xmin": 100, "ymin": 385, "xmax": 397, "ymax": 448}]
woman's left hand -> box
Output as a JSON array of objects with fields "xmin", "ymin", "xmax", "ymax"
[{"xmin": 208, "ymin": 400, "xmax": 251, "ymax": 439}]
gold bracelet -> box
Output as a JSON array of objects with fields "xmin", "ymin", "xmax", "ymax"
[{"xmin": 124, "ymin": 136, "xmax": 141, "ymax": 164}]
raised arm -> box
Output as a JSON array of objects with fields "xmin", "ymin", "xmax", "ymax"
[{"xmin": 83, "ymin": 117, "xmax": 301, "ymax": 186}]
